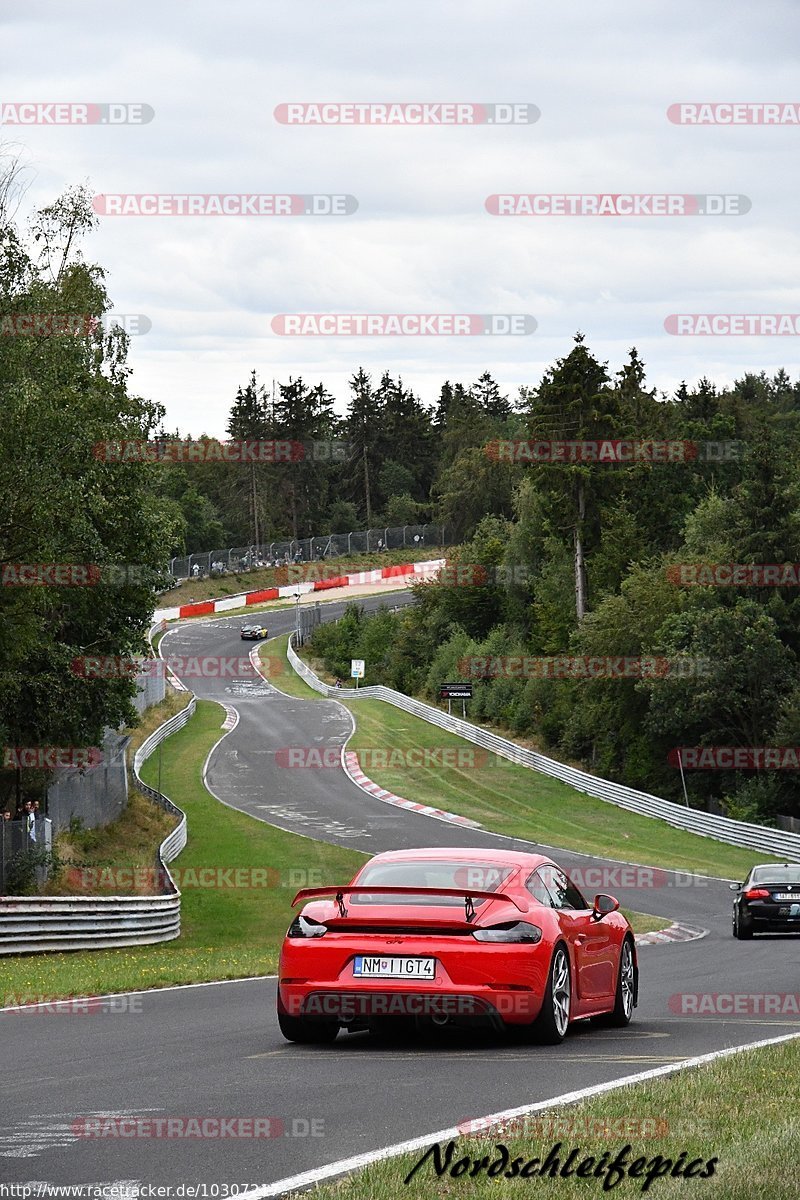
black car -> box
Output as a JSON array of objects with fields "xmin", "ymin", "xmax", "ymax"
[
  {"xmin": 240, "ymin": 622, "xmax": 269, "ymax": 640},
  {"xmin": 731, "ymin": 863, "xmax": 800, "ymax": 938}
]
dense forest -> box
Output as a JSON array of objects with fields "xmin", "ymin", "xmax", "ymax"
[
  {"xmin": 304, "ymin": 338, "xmax": 800, "ymax": 825},
  {"xmin": 158, "ymin": 364, "xmax": 518, "ymax": 554}
]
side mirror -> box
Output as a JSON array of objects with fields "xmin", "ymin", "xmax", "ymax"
[
  {"xmin": 592, "ymin": 893, "xmax": 619, "ymax": 920},
  {"xmin": 729, "ymin": 883, "xmax": 741, "ymax": 891}
]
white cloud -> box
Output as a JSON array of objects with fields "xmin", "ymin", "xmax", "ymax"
[{"xmin": 2, "ymin": 0, "xmax": 799, "ymax": 433}]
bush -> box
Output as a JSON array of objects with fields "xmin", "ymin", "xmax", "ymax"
[{"xmin": 5, "ymin": 845, "xmax": 62, "ymax": 895}]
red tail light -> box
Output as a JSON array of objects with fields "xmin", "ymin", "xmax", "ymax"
[{"xmin": 744, "ymin": 888, "xmax": 770, "ymax": 900}]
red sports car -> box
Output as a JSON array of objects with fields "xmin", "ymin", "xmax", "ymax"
[{"xmin": 277, "ymin": 847, "xmax": 638, "ymax": 1044}]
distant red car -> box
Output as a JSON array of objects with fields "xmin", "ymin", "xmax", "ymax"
[{"xmin": 277, "ymin": 847, "xmax": 638, "ymax": 1045}]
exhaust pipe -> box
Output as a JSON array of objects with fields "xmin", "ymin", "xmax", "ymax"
[{"xmin": 431, "ymin": 1013, "xmax": 450, "ymax": 1026}]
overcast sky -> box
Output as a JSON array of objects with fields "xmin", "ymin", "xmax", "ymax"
[{"xmin": 3, "ymin": 0, "xmax": 799, "ymax": 436}]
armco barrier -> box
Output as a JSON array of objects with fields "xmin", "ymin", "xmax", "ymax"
[
  {"xmin": 0, "ymin": 701, "xmax": 194, "ymax": 956},
  {"xmin": 287, "ymin": 636, "xmax": 800, "ymax": 863},
  {"xmin": 154, "ymin": 558, "xmax": 446, "ymax": 622}
]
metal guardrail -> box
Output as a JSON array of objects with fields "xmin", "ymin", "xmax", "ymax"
[
  {"xmin": 0, "ymin": 700, "xmax": 194, "ymax": 956},
  {"xmin": 287, "ymin": 636, "xmax": 800, "ymax": 863}
]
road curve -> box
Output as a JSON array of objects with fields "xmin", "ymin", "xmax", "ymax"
[{"xmin": 1, "ymin": 591, "xmax": 799, "ymax": 1191}]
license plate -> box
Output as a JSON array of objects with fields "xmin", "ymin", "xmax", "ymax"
[
  {"xmin": 353, "ymin": 955, "xmax": 436, "ymax": 979},
  {"xmin": 774, "ymin": 894, "xmax": 800, "ymax": 901}
]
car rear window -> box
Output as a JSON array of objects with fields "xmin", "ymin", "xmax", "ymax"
[
  {"xmin": 751, "ymin": 866, "xmax": 800, "ymax": 884},
  {"xmin": 350, "ymin": 860, "xmax": 515, "ymax": 906}
]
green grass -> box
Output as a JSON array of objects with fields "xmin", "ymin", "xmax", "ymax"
[
  {"xmin": 262, "ymin": 634, "xmax": 325, "ymax": 700},
  {"xmin": 288, "ymin": 1037, "xmax": 800, "ymax": 1200},
  {"xmin": 0, "ymin": 700, "xmax": 366, "ymax": 998},
  {"xmin": 162, "ymin": 545, "xmax": 446, "ymax": 606},
  {"xmin": 342, "ymin": 699, "xmax": 776, "ymax": 880},
  {"xmin": 44, "ymin": 792, "xmax": 176, "ymax": 896}
]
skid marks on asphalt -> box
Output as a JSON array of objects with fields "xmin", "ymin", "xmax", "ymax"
[
  {"xmin": 252, "ymin": 804, "xmax": 371, "ymax": 840},
  {"xmin": 0, "ymin": 1110, "xmax": 160, "ymax": 1159}
]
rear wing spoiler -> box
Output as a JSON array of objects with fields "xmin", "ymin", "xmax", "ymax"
[{"xmin": 292, "ymin": 884, "xmax": 529, "ymax": 920}]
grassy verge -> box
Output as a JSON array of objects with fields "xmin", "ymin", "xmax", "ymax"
[
  {"xmin": 43, "ymin": 792, "xmax": 176, "ymax": 896},
  {"xmin": 288, "ymin": 1038, "xmax": 800, "ymax": 1200},
  {"xmin": 162, "ymin": 545, "xmax": 447, "ymax": 607},
  {"xmin": 124, "ymin": 687, "xmax": 192, "ymax": 759},
  {"xmin": 341, "ymin": 700, "xmax": 772, "ymax": 880},
  {"xmin": 38, "ymin": 691, "xmax": 191, "ymax": 897},
  {"xmin": 0, "ymin": 700, "xmax": 366, "ymax": 997},
  {"xmin": 262, "ymin": 634, "xmax": 325, "ymax": 700}
]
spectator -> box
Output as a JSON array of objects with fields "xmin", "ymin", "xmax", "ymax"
[
  {"xmin": 2, "ymin": 810, "xmax": 11, "ymax": 821},
  {"xmin": 376, "ymin": 538, "xmax": 384, "ymax": 552},
  {"xmin": 191, "ymin": 563, "xmax": 200, "ymax": 578}
]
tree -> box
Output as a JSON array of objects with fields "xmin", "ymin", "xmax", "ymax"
[
  {"xmin": 227, "ymin": 370, "xmax": 270, "ymax": 550},
  {"xmin": 524, "ymin": 333, "xmax": 618, "ymax": 622},
  {"xmin": 0, "ymin": 182, "xmax": 181, "ymax": 789},
  {"xmin": 273, "ymin": 376, "xmax": 336, "ymax": 537},
  {"xmin": 344, "ymin": 368, "xmax": 382, "ymax": 525}
]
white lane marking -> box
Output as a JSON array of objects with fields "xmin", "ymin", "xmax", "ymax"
[
  {"xmin": 201, "ymin": 703, "xmax": 244, "ymax": 792},
  {"xmin": 239, "ymin": 1029, "xmax": 800, "ymax": 1198},
  {"xmin": 0, "ymin": 975, "xmax": 276, "ymax": 1013}
]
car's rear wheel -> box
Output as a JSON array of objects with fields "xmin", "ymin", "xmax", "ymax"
[
  {"xmin": 733, "ymin": 906, "xmax": 753, "ymax": 940},
  {"xmin": 531, "ymin": 944, "xmax": 571, "ymax": 1044},
  {"xmin": 277, "ymin": 1010, "xmax": 339, "ymax": 1044},
  {"xmin": 606, "ymin": 937, "xmax": 636, "ymax": 1027}
]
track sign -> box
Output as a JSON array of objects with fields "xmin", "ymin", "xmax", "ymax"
[
  {"xmin": 351, "ymin": 659, "xmax": 365, "ymax": 680},
  {"xmin": 439, "ymin": 683, "xmax": 472, "ymax": 700}
]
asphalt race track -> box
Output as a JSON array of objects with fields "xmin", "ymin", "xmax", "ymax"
[{"xmin": 2, "ymin": 590, "xmax": 799, "ymax": 1192}]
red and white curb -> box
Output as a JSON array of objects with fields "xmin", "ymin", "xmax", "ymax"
[
  {"xmin": 154, "ymin": 558, "xmax": 445, "ymax": 623},
  {"xmin": 343, "ymin": 750, "xmax": 482, "ymax": 829},
  {"xmin": 221, "ymin": 705, "xmax": 239, "ymax": 732},
  {"xmin": 635, "ymin": 921, "xmax": 707, "ymax": 946}
]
